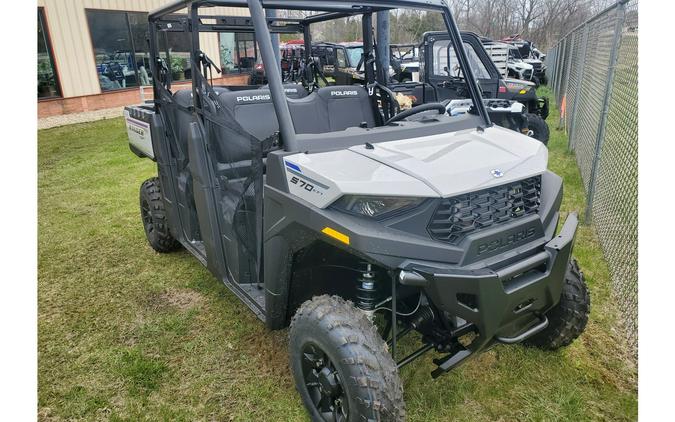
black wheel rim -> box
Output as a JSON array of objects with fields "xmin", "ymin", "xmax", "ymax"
[
  {"xmin": 141, "ymin": 199, "xmax": 153, "ymax": 233},
  {"xmin": 301, "ymin": 342, "xmax": 349, "ymax": 422}
]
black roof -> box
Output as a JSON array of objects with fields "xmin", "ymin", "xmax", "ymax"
[{"xmin": 151, "ymin": 0, "xmax": 449, "ymax": 20}]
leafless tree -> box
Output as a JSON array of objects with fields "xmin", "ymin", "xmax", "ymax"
[{"xmin": 281, "ymin": 0, "xmax": 600, "ymax": 51}]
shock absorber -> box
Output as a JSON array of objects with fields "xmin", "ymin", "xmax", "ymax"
[
  {"xmin": 356, "ymin": 263, "xmax": 378, "ymax": 319},
  {"xmin": 409, "ymin": 305, "xmax": 434, "ymax": 329}
]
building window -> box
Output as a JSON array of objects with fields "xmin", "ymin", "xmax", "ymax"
[
  {"xmin": 38, "ymin": 8, "xmax": 60, "ymax": 99},
  {"xmin": 86, "ymin": 10, "xmax": 139, "ymax": 91},
  {"xmin": 219, "ymin": 32, "xmax": 258, "ymax": 73},
  {"xmin": 87, "ymin": 10, "xmax": 197, "ymax": 91},
  {"xmin": 128, "ymin": 12, "xmax": 154, "ymax": 85},
  {"xmin": 165, "ymin": 31, "xmax": 192, "ymax": 81}
]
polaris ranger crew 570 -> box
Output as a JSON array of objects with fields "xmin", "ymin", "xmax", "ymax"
[{"xmin": 125, "ymin": 1, "xmax": 590, "ymax": 420}]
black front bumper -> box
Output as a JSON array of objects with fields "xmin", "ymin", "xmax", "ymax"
[{"xmin": 409, "ymin": 212, "xmax": 578, "ymax": 352}]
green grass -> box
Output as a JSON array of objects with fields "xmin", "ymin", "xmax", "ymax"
[{"xmin": 38, "ymin": 88, "xmax": 637, "ymax": 421}]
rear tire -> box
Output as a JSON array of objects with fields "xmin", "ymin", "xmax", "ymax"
[
  {"xmin": 525, "ymin": 259, "xmax": 590, "ymax": 350},
  {"xmin": 525, "ymin": 113, "xmax": 550, "ymax": 145},
  {"xmin": 140, "ymin": 177, "xmax": 181, "ymax": 253},
  {"xmin": 289, "ymin": 295, "xmax": 405, "ymax": 421}
]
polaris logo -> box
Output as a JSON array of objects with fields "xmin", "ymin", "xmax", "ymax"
[
  {"xmin": 236, "ymin": 94, "xmax": 271, "ymax": 102},
  {"xmin": 331, "ymin": 90, "xmax": 358, "ymax": 97},
  {"xmin": 476, "ymin": 226, "xmax": 537, "ymax": 256}
]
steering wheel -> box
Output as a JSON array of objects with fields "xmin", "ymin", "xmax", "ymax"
[{"xmin": 384, "ymin": 103, "xmax": 447, "ymax": 125}]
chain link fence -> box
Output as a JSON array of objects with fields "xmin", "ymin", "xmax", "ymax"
[{"xmin": 546, "ymin": 0, "xmax": 638, "ymax": 357}]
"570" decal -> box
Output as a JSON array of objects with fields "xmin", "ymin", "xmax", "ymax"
[{"xmin": 290, "ymin": 176, "xmax": 323, "ymax": 195}]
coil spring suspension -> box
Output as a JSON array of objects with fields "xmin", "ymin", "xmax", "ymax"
[{"xmin": 356, "ymin": 263, "xmax": 378, "ymax": 316}]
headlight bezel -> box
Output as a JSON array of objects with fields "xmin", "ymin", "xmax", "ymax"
[{"xmin": 330, "ymin": 195, "xmax": 427, "ymax": 220}]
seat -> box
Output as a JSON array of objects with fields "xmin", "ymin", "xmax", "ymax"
[
  {"xmin": 199, "ymin": 84, "xmax": 376, "ymax": 165},
  {"xmin": 287, "ymin": 85, "xmax": 376, "ymax": 134},
  {"xmin": 262, "ymin": 83, "xmax": 309, "ymax": 99},
  {"xmin": 172, "ymin": 87, "xmax": 231, "ymax": 166},
  {"xmin": 209, "ymin": 89, "xmax": 279, "ymax": 165},
  {"xmin": 315, "ymin": 86, "xmax": 376, "ymax": 131}
]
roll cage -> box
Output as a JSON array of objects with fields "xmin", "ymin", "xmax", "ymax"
[{"xmin": 147, "ymin": 0, "xmax": 491, "ymax": 153}]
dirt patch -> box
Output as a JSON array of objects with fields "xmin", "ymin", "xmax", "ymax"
[
  {"xmin": 38, "ymin": 407, "xmax": 61, "ymax": 422},
  {"xmin": 38, "ymin": 107, "xmax": 124, "ymax": 130},
  {"xmin": 146, "ymin": 288, "xmax": 204, "ymax": 312}
]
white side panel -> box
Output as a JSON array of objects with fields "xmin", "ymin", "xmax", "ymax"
[
  {"xmin": 282, "ymin": 150, "xmax": 438, "ymax": 209},
  {"xmin": 124, "ymin": 110, "xmax": 154, "ymax": 159}
]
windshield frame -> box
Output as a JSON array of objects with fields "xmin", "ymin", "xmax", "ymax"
[
  {"xmin": 344, "ymin": 46, "xmax": 364, "ymax": 68},
  {"xmin": 391, "ymin": 44, "xmax": 419, "ymax": 63},
  {"xmin": 508, "ymin": 46, "xmax": 523, "ymax": 61}
]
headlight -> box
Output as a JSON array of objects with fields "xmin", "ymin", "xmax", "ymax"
[{"xmin": 331, "ymin": 195, "xmax": 425, "ymax": 219}]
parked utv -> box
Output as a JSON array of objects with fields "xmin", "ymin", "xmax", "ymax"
[
  {"xmin": 390, "ymin": 43, "xmax": 421, "ymax": 82},
  {"xmin": 479, "ymin": 34, "xmax": 550, "ymax": 120},
  {"xmin": 125, "ymin": 1, "xmax": 589, "ymax": 420},
  {"xmin": 388, "ymin": 31, "xmax": 550, "ymax": 143},
  {"xmin": 313, "ymin": 41, "xmax": 396, "ymax": 85},
  {"xmin": 250, "ymin": 41, "xmax": 305, "ymax": 85},
  {"xmin": 502, "ymin": 36, "xmax": 547, "ymax": 85}
]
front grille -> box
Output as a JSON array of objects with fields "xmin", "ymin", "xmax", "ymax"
[
  {"xmin": 427, "ymin": 176, "xmax": 542, "ymax": 245},
  {"xmin": 523, "ymin": 69, "xmax": 533, "ymax": 79},
  {"xmin": 531, "ymin": 62, "xmax": 542, "ymax": 71}
]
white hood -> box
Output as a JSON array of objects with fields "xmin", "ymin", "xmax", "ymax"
[
  {"xmin": 283, "ymin": 126, "xmax": 547, "ymax": 208},
  {"xmin": 348, "ymin": 126, "xmax": 547, "ymax": 198},
  {"xmin": 510, "ymin": 61, "xmax": 533, "ymax": 71}
]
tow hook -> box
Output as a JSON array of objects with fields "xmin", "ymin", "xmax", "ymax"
[{"xmin": 495, "ymin": 314, "xmax": 549, "ymax": 344}]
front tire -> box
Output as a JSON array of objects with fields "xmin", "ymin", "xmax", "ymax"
[
  {"xmin": 525, "ymin": 259, "xmax": 590, "ymax": 350},
  {"xmin": 140, "ymin": 177, "xmax": 181, "ymax": 253},
  {"xmin": 289, "ymin": 295, "xmax": 405, "ymax": 421},
  {"xmin": 525, "ymin": 113, "xmax": 550, "ymax": 145}
]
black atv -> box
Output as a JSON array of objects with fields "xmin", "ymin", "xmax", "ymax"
[{"xmin": 388, "ymin": 31, "xmax": 550, "ymax": 144}]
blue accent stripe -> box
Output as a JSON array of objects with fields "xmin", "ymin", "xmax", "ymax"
[{"xmin": 285, "ymin": 161, "xmax": 302, "ymax": 172}]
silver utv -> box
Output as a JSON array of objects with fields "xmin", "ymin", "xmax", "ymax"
[{"xmin": 125, "ymin": 1, "xmax": 590, "ymax": 420}]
